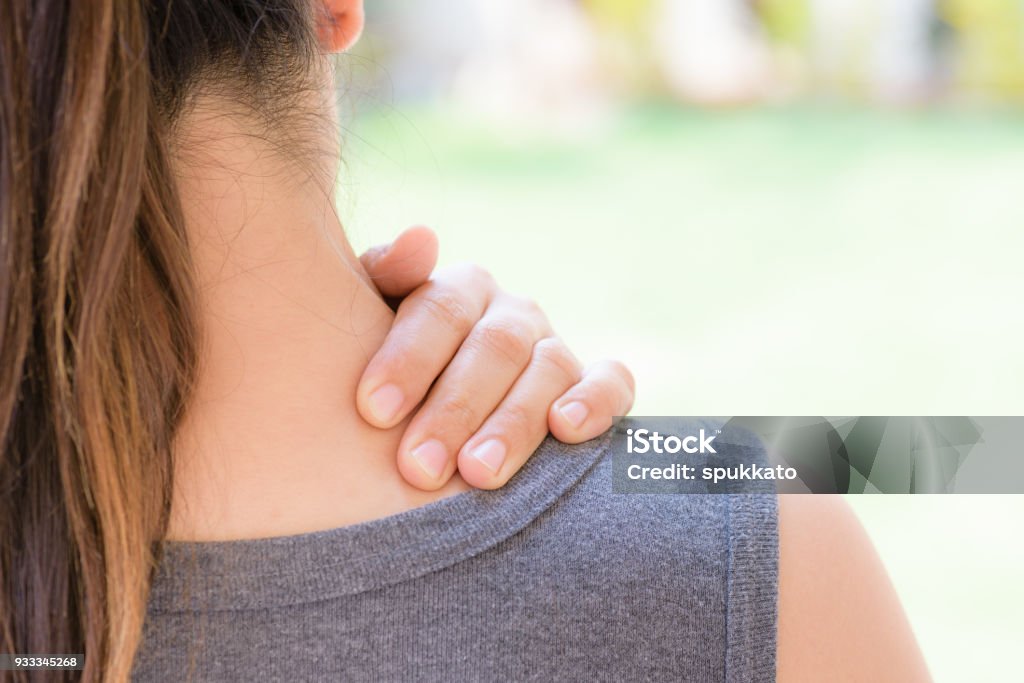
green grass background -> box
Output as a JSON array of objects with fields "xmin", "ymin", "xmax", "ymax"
[{"xmin": 340, "ymin": 103, "xmax": 1024, "ymax": 681}]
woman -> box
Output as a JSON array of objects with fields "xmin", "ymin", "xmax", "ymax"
[{"xmin": 0, "ymin": 1, "xmax": 929, "ymax": 680}]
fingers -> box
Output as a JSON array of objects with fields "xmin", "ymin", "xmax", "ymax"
[
  {"xmin": 548, "ymin": 360, "xmax": 636, "ymax": 444},
  {"xmin": 393, "ymin": 300, "xmax": 553, "ymax": 490},
  {"xmin": 359, "ymin": 225, "xmax": 439, "ymax": 299},
  {"xmin": 454, "ymin": 338, "xmax": 584, "ymax": 490},
  {"xmin": 357, "ymin": 244, "xmax": 634, "ymax": 491},
  {"xmin": 356, "ymin": 263, "xmax": 497, "ymax": 428}
]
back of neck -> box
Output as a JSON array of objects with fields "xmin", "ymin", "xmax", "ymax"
[{"xmin": 167, "ymin": 104, "xmax": 468, "ymax": 541}]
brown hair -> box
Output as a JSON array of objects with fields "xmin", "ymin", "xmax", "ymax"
[{"xmin": 0, "ymin": 2, "xmax": 318, "ymax": 679}]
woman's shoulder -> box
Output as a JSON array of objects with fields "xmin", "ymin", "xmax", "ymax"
[
  {"xmin": 526, "ymin": 419, "xmax": 779, "ymax": 559},
  {"xmin": 516, "ymin": 427, "xmax": 780, "ymax": 681},
  {"xmin": 775, "ymin": 496, "xmax": 931, "ymax": 682}
]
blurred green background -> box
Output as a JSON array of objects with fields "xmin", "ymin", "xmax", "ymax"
[
  {"xmin": 338, "ymin": 2, "xmax": 1024, "ymax": 680},
  {"xmin": 341, "ymin": 97, "xmax": 1024, "ymax": 683}
]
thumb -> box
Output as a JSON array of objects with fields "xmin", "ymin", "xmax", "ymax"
[{"xmin": 359, "ymin": 225, "xmax": 439, "ymax": 299}]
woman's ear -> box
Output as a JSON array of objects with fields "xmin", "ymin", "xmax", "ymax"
[{"xmin": 317, "ymin": 0, "xmax": 365, "ymax": 52}]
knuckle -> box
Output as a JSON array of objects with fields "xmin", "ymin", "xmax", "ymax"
[
  {"xmin": 467, "ymin": 263, "xmax": 496, "ymax": 288},
  {"xmin": 367, "ymin": 348, "xmax": 412, "ymax": 384},
  {"xmin": 525, "ymin": 299, "xmax": 545, "ymax": 321},
  {"xmin": 509, "ymin": 294, "xmax": 545, "ymax": 320},
  {"xmin": 471, "ymin": 319, "xmax": 534, "ymax": 366},
  {"xmin": 584, "ymin": 361, "xmax": 636, "ymax": 416},
  {"xmin": 446, "ymin": 262, "xmax": 494, "ymax": 288},
  {"xmin": 532, "ymin": 337, "xmax": 581, "ymax": 384},
  {"xmin": 496, "ymin": 401, "xmax": 537, "ymax": 438},
  {"xmin": 417, "ymin": 289, "xmax": 474, "ymax": 335},
  {"xmin": 435, "ymin": 392, "xmax": 479, "ymax": 432},
  {"xmin": 607, "ymin": 359, "xmax": 636, "ymax": 395}
]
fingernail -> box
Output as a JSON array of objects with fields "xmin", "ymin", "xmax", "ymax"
[
  {"xmin": 411, "ymin": 440, "xmax": 448, "ymax": 480},
  {"xmin": 558, "ymin": 401, "xmax": 589, "ymax": 429},
  {"xmin": 367, "ymin": 384, "xmax": 404, "ymax": 424},
  {"xmin": 470, "ymin": 439, "xmax": 507, "ymax": 475}
]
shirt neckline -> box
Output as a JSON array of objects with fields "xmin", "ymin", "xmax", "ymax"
[{"xmin": 147, "ymin": 431, "xmax": 613, "ymax": 614}]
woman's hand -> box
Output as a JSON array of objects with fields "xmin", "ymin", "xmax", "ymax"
[{"xmin": 358, "ymin": 226, "xmax": 635, "ymax": 491}]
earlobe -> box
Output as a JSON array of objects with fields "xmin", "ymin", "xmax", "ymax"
[{"xmin": 317, "ymin": 0, "xmax": 365, "ymax": 52}]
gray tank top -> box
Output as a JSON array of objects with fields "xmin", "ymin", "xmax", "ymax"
[{"xmin": 134, "ymin": 424, "xmax": 778, "ymax": 681}]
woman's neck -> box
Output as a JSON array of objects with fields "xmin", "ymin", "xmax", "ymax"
[{"xmin": 167, "ymin": 104, "xmax": 467, "ymax": 542}]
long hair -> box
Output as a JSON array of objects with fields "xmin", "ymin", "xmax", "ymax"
[{"xmin": 0, "ymin": 2, "xmax": 317, "ymax": 679}]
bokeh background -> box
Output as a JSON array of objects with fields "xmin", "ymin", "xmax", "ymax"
[{"xmin": 336, "ymin": 2, "xmax": 1024, "ymax": 680}]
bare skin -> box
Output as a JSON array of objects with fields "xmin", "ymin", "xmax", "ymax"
[
  {"xmin": 777, "ymin": 496, "xmax": 932, "ymax": 682},
  {"xmin": 168, "ymin": 93, "xmax": 474, "ymax": 540},
  {"xmin": 354, "ymin": 245, "xmax": 633, "ymax": 492}
]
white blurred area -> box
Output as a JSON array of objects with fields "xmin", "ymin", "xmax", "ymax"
[
  {"xmin": 811, "ymin": 0, "xmax": 947, "ymax": 100},
  {"xmin": 357, "ymin": 0, "xmax": 607, "ymax": 134},
  {"xmin": 352, "ymin": 0, "xmax": 1021, "ymax": 126},
  {"xmin": 449, "ymin": 0, "xmax": 608, "ymax": 134},
  {"xmin": 653, "ymin": 0, "xmax": 774, "ymax": 104}
]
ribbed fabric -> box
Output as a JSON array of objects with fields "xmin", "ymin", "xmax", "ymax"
[{"xmin": 135, "ymin": 421, "xmax": 778, "ymax": 682}]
